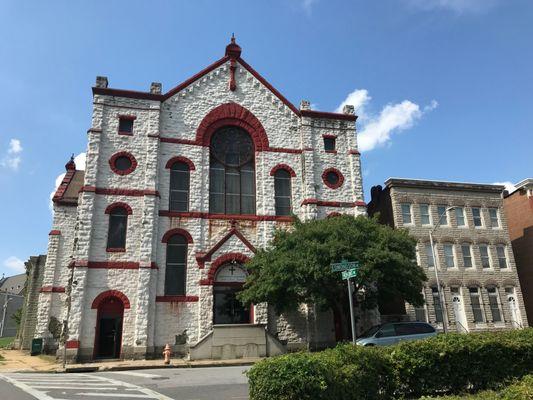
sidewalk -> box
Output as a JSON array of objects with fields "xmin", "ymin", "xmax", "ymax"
[{"xmin": 0, "ymin": 349, "xmax": 262, "ymax": 373}]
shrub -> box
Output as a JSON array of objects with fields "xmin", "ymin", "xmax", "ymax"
[{"xmin": 247, "ymin": 329, "xmax": 533, "ymax": 400}]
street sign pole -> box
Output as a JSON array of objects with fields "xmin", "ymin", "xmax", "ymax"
[{"xmin": 346, "ymin": 279, "xmax": 356, "ymax": 344}]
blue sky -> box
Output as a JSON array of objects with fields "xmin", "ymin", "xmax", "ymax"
[{"xmin": 0, "ymin": 0, "xmax": 532, "ymax": 277}]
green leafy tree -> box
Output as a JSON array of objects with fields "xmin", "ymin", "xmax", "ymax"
[
  {"xmin": 11, "ymin": 307, "xmax": 22, "ymax": 327},
  {"xmin": 238, "ymin": 215, "xmax": 426, "ymax": 340}
]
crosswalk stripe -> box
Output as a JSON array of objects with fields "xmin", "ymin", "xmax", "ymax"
[
  {"xmin": 75, "ymin": 393, "xmax": 153, "ymax": 398},
  {"xmin": 0, "ymin": 374, "xmax": 56, "ymax": 400},
  {"xmin": 109, "ymin": 371, "xmax": 163, "ymax": 378}
]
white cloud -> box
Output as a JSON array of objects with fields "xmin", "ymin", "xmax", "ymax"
[
  {"xmin": 1, "ymin": 138, "xmax": 23, "ymax": 171},
  {"xmin": 49, "ymin": 152, "xmax": 86, "ymax": 210},
  {"xmin": 404, "ymin": 0, "xmax": 499, "ymax": 14},
  {"xmin": 493, "ymin": 181, "xmax": 517, "ymax": 193},
  {"xmin": 301, "ymin": 0, "xmax": 318, "ymax": 15},
  {"xmin": 3, "ymin": 256, "xmax": 25, "ymax": 273},
  {"xmin": 337, "ymin": 89, "xmax": 437, "ymax": 152}
]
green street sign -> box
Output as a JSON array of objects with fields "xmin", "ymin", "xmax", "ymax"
[
  {"xmin": 341, "ymin": 268, "xmax": 357, "ymax": 280},
  {"xmin": 331, "ymin": 259, "xmax": 359, "ymax": 272}
]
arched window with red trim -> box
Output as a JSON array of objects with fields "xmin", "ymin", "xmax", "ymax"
[
  {"xmin": 165, "ymin": 234, "xmax": 188, "ymax": 295},
  {"xmin": 169, "ymin": 162, "xmax": 190, "ymax": 212},
  {"xmin": 107, "ymin": 206, "xmax": 128, "ymax": 250},
  {"xmin": 274, "ymin": 169, "xmax": 292, "ymax": 216}
]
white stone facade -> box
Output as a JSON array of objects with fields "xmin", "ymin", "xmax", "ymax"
[{"xmin": 35, "ymin": 40, "xmax": 365, "ymax": 361}]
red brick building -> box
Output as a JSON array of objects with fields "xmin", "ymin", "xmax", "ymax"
[{"xmin": 503, "ymin": 178, "xmax": 533, "ymax": 326}]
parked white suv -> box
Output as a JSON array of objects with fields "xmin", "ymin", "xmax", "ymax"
[{"xmin": 356, "ymin": 322, "xmax": 437, "ymax": 346}]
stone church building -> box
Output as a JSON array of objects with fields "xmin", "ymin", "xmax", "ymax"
[{"xmin": 36, "ymin": 38, "xmax": 366, "ymax": 361}]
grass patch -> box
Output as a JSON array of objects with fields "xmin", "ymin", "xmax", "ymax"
[{"xmin": 0, "ymin": 337, "xmax": 14, "ymax": 349}]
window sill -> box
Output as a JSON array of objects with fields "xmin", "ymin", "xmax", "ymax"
[
  {"xmin": 155, "ymin": 295, "xmax": 199, "ymax": 302},
  {"xmin": 325, "ymin": 150, "xmax": 337, "ymax": 154},
  {"xmin": 118, "ymin": 131, "xmax": 133, "ymax": 136},
  {"xmin": 106, "ymin": 248, "xmax": 126, "ymax": 253}
]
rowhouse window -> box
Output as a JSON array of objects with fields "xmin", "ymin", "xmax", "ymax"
[
  {"xmin": 469, "ymin": 287, "xmax": 484, "ymax": 323},
  {"xmin": 444, "ymin": 244, "xmax": 455, "ymax": 268},
  {"xmin": 165, "ymin": 234, "xmax": 188, "ymax": 296},
  {"xmin": 479, "ymin": 245, "xmax": 490, "ymax": 269},
  {"xmin": 420, "ymin": 204, "xmax": 431, "ymax": 225},
  {"xmin": 472, "ymin": 207, "xmax": 483, "ymax": 227},
  {"xmin": 274, "ymin": 169, "xmax": 292, "ymax": 216},
  {"xmin": 118, "ymin": 117, "xmax": 134, "ymax": 134},
  {"xmin": 401, "ymin": 204, "xmax": 412, "ymax": 224},
  {"xmin": 455, "ymin": 207, "xmax": 466, "ymax": 227},
  {"xmin": 487, "ymin": 287, "xmax": 502, "ymax": 322},
  {"xmin": 107, "ymin": 207, "xmax": 128, "ymax": 249},
  {"xmin": 432, "ymin": 287, "xmax": 443, "ymax": 323},
  {"xmin": 489, "ymin": 208, "xmax": 499, "ymax": 228},
  {"xmin": 497, "ymin": 246, "xmax": 508, "ymax": 269},
  {"xmin": 209, "ymin": 126, "xmax": 255, "ymax": 215},
  {"xmin": 169, "ymin": 162, "xmax": 190, "ymax": 212},
  {"xmin": 461, "ymin": 244, "xmax": 473, "ymax": 268},
  {"xmin": 323, "ymin": 137, "xmax": 336, "ymax": 151},
  {"xmin": 425, "ymin": 243, "xmax": 435, "ymax": 268},
  {"xmin": 437, "ymin": 205, "xmax": 448, "ymax": 225}
]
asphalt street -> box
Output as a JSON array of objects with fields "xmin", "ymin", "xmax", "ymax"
[{"xmin": 0, "ymin": 366, "xmax": 250, "ymax": 400}]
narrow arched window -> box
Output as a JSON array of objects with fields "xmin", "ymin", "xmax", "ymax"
[
  {"xmin": 169, "ymin": 162, "xmax": 190, "ymax": 212},
  {"xmin": 274, "ymin": 169, "xmax": 292, "ymax": 216},
  {"xmin": 107, "ymin": 207, "xmax": 128, "ymax": 250},
  {"xmin": 209, "ymin": 126, "xmax": 255, "ymax": 215},
  {"xmin": 165, "ymin": 234, "xmax": 187, "ymax": 295}
]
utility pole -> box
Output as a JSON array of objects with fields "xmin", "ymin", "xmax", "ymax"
[{"xmin": 1, "ymin": 292, "xmax": 12, "ymax": 337}]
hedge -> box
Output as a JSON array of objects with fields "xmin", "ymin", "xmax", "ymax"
[{"xmin": 247, "ymin": 329, "xmax": 533, "ymax": 400}]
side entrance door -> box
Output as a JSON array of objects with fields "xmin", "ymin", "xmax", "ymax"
[{"xmin": 95, "ymin": 297, "xmax": 124, "ymax": 359}]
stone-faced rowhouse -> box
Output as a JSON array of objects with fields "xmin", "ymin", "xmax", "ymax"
[{"xmin": 36, "ymin": 38, "xmax": 366, "ymax": 362}]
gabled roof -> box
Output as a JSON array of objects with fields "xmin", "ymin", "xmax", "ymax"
[
  {"xmin": 0, "ymin": 273, "xmax": 26, "ymax": 295},
  {"xmin": 52, "ymin": 156, "xmax": 84, "ymax": 206},
  {"xmin": 92, "ymin": 38, "xmax": 355, "ymax": 121}
]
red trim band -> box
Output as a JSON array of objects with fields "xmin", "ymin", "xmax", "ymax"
[
  {"xmin": 106, "ymin": 248, "xmax": 126, "ymax": 253},
  {"xmin": 49, "ymin": 230, "xmax": 61, "ymax": 236},
  {"xmin": 65, "ymin": 340, "xmax": 80, "ymax": 349},
  {"xmin": 301, "ymin": 109, "xmax": 357, "ymax": 121},
  {"xmin": 159, "ymin": 211, "xmax": 293, "ymax": 222},
  {"xmin": 155, "ymin": 295, "xmax": 199, "ymax": 302},
  {"xmin": 80, "ymin": 187, "xmax": 160, "ymax": 197},
  {"xmin": 301, "ymin": 199, "xmax": 366, "ymax": 207},
  {"xmin": 40, "ymin": 286, "xmax": 66, "ymax": 293}
]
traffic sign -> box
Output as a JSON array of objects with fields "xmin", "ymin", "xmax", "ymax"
[
  {"xmin": 341, "ymin": 268, "xmax": 357, "ymax": 280},
  {"xmin": 331, "ymin": 260, "xmax": 359, "ymax": 272}
]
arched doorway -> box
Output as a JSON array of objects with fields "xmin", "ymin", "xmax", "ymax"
[
  {"xmin": 213, "ymin": 262, "xmax": 251, "ymax": 324},
  {"xmin": 94, "ymin": 296, "xmax": 124, "ymax": 359}
]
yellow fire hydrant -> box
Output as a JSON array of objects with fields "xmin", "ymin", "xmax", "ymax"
[{"xmin": 163, "ymin": 344, "xmax": 171, "ymax": 365}]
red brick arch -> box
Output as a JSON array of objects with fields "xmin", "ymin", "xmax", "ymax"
[
  {"xmin": 165, "ymin": 156, "xmax": 196, "ymax": 170},
  {"xmin": 161, "ymin": 228, "xmax": 194, "ymax": 243},
  {"xmin": 201, "ymin": 253, "xmax": 250, "ymax": 285},
  {"xmin": 196, "ymin": 103, "xmax": 269, "ymax": 150},
  {"xmin": 91, "ymin": 290, "xmax": 131, "ymax": 309},
  {"xmin": 270, "ymin": 164, "xmax": 296, "ymax": 177},
  {"xmin": 105, "ymin": 202, "xmax": 133, "ymax": 215}
]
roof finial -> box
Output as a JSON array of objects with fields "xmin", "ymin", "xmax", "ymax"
[
  {"xmin": 225, "ymin": 34, "xmax": 241, "ymax": 58},
  {"xmin": 231, "ymin": 33, "xmax": 235, "ymax": 44},
  {"xmin": 65, "ymin": 154, "xmax": 76, "ymax": 171}
]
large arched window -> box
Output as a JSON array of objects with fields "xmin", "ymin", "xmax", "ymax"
[
  {"xmin": 209, "ymin": 126, "xmax": 255, "ymax": 215},
  {"xmin": 169, "ymin": 162, "xmax": 190, "ymax": 212},
  {"xmin": 106, "ymin": 207, "xmax": 128, "ymax": 250},
  {"xmin": 274, "ymin": 169, "xmax": 292, "ymax": 216},
  {"xmin": 165, "ymin": 234, "xmax": 188, "ymax": 295}
]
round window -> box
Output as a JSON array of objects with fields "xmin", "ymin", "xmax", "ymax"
[
  {"xmin": 322, "ymin": 168, "xmax": 344, "ymax": 189},
  {"xmin": 109, "ymin": 152, "xmax": 137, "ymax": 175}
]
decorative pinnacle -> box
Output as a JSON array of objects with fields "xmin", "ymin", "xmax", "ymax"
[
  {"xmin": 225, "ymin": 34, "xmax": 242, "ymax": 58},
  {"xmin": 65, "ymin": 154, "xmax": 76, "ymax": 171}
]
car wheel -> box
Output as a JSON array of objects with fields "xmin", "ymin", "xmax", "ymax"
[{"xmin": 365, "ymin": 343, "xmax": 375, "ymax": 347}]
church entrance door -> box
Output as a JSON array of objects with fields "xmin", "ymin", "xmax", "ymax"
[
  {"xmin": 213, "ymin": 262, "xmax": 251, "ymax": 325},
  {"xmin": 94, "ymin": 297, "xmax": 124, "ymax": 359}
]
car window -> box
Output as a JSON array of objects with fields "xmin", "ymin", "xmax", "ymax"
[
  {"xmin": 414, "ymin": 323, "xmax": 435, "ymax": 334},
  {"xmin": 394, "ymin": 323, "xmax": 416, "ymax": 336},
  {"xmin": 359, "ymin": 325, "xmax": 380, "ymax": 338},
  {"xmin": 377, "ymin": 324, "xmax": 395, "ymax": 338}
]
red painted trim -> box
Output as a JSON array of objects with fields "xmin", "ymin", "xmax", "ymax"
[
  {"xmin": 88, "ymin": 128, "xmax": 103, "ymax": 134},
  {"xmin": 164, "ymin": 156, "xmax": 196, "ymax": 170},
  {"xmin": 49, "ymin": 230, "xmax": 61, "ymax": 236},
  {"xmin": 159, "ymin": 136, "xmax": 303, "ymax": 154},
  {"xmin": 105, "ymin": 202, "xmax": 133, "ymax": 215},
  {"xmin": 267, "ymin": 147, "xmax": 303, "ymax": 154},
  {"xmin": 91, "ymin": 290, "xmax": 131, "ymax": 309},
  {"xmin": 40, "ymin": 286, "xmax": 66, "ymax": 293},
  {"xmin": 201, "ymin": 253, "xmax": 250, "ymax": 285},
  {"xmin": 270, "ymin": 164, "xmax": 296, "ymax": 177},
  {"xmin": 196, "ymin": 103, "xmax": 269, "ymax": 151},
  {"xmin": 236, "ymin": 57, "xmax": 300, "ymax": 115},
  {"xmin": 155, "ymin": 295, "xmax": 199, "ymax": 302},
  {"xmin": 301, "ymin": 109, "xmax": 357, "ymax": 121},
  {"xmin": 80, "ymin": 187, "xmax": 160, "ymax": 197},
  {"xmin": 348, "ymin": 149, "xmax": 360, "ymax": 155},
  {"xmin": 118, "ymin": 132, "xmax": 134, "ymax": 136},
  {"xmin": 229, "ymin": 58, "xmax": 237, "ymax": 91},
  {"xmin": 196, "ymin": 228, "xmax": 256, "ymax": 269},
  {"xmin": 301, "ymin": 198, "xmax": 367, "ymax": 207},
  {"xmin": 93, "ymin": 86, "xmax": 163, "ymax": 101},
  {"xmin": 325, "ymin": 150, "xmax": 338, "ymax": 154},
  {"xmin": 118, "ymin": 115, "xmax": 137, "ymax": 120},
  {"xmin": 52, "ymin": 159, "xmax": 79, "ymax": 205},
  {"xmin": 322, "ymin": 168, "xmax": 345, "ymax": 189},
  {"xmin": 322, "ymin": 134, "xmax": 337, "ymax": 139},
  {"xmin": 109, "ymin": 152, "xmax": 137, "ymax": 176},
  {"xmin": 161, "ymin": 228, "xmax": 194, "ymax": 243},
  {"xmin": 163, "ymin": 56, "xmax": 230, "ymax": 100},
  {"xmin": 71, "ymin": 261, "xmax": 157, "ymax": 270},
  {"xmin": 106, "ymin": 248, "xmax": 126, "ymax": 253},
  {"xmin": 65, "ymin": 340, "xmax": 80, "ymax": 349},
  {"xmin": 158, "ymin": 210, "xmax": 293, "ymax": 222}
]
